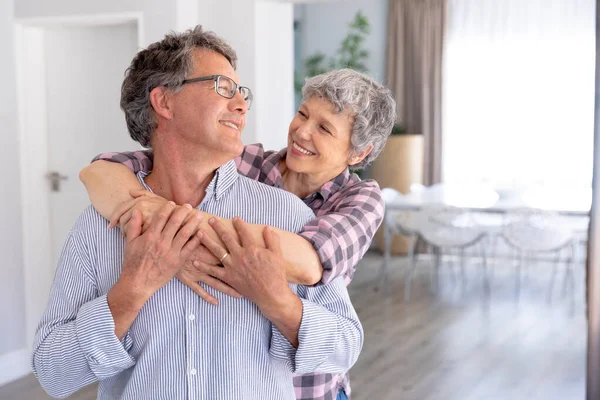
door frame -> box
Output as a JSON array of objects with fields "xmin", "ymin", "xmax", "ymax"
[
  {"xmin": 588, "ymin": 0, "xmax": 600, "ymax": 398},
  {"xmin": 15, "ymin": 12, "xmax": 143, "ymax": 353}
]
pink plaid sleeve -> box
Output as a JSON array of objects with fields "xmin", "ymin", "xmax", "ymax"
[
  {"xmin": 91, "ymin": 151, "xmax": 154, "ymax": 173},
  {"xmin": 300, "ymin": 181, "xmax": 385, "ymax": 285},
  {"xmin": 234, "ymin": 143, "xmax": 266, "ymax": 181}
]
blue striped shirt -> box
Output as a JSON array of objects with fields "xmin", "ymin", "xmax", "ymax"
[{"xmin": 31, "ymin": 160, "xmax": 363, "ymax": 399}]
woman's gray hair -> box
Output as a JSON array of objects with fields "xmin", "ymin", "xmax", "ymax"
[
  {"xmin": 121, "ymin": 25, "xmax": 237, "ymax": 147},
  {"xmin": 302, "ymin": 69, "xmax": 397, "ymax": 169}
]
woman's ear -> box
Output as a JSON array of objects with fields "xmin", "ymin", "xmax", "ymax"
[
  {"xmin": 348, "ymin": 144, "xmax": 374, "ymax": 166},
  {"xmin": 149, "ymin": 86, "xmax": 174, "ymax": 121}
]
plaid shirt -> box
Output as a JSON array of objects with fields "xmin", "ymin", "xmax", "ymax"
[{"xmin": 93, "ymin": 143, "xmax": 385, "ymax": 400}]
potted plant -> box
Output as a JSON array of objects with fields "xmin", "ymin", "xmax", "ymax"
[{"xmin": 295, "ymin": 11, "xmax": 371, "ymax": 93}]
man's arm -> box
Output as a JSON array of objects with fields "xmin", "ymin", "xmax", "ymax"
[
  {"xmin": 32, "ymin": 223, "xmax": 136, "ymax": 398},
  {"xmin": 197, "ymin": 218, "xmax": 363, "ymax": 373},
  {"xmin": 32, "ymin": 204, "xmax": 202, "ymax": 398},
  {"xmin": 80, "ymin": 160, "xmax": 322, "ymax": 285},
  {"xmin": 270, "ymin": 277, "xmax": 363, "ymax": 374}
]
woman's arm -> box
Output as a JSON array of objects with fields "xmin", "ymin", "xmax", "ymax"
[
  {"xmin": 299, "ymin": 180, "xmax": 385, "ymax": 285},
  {"xmin": 79, "ymin": 161, "xmax": 144, "ymax": 219},
  {"xmin": 80, "ymin": 160, "xmax": 322, "ymax": 285}
]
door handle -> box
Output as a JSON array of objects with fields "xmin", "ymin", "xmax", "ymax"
[{"xmin": 45, "ymin": 171, "xmax": 68, "ymax": 192}]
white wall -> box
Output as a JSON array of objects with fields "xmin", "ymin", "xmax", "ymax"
[
  {"xmin": 14, "ymin": 0, "xmax": 176, "ymax": 45},
  {"xmin": 255, "ymin": 1, "xmax": 295, "ymax": 150},
  {"xmin": 0, "ymin": 0, "xmax": 27, "ymax": 378},
  {"xmin": 198, "ymin": 0, "xmax": 295, "ymax": 150},
  {"xmin": 296, "ymin": 0, "xmax": 389, "ymax": 82}
]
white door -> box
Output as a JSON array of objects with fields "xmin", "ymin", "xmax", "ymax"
[
  {"xmin": 18, "ymin": 21, "xmax": 140, "ymax": 346},
  {"xmin": 45, "ymin": 23, "xmax": 140, "ymax": 264}
]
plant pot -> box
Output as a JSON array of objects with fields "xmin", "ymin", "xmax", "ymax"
[{"xmin": 371, "ymin": 134, "xmax": 424, "ymax": 255}]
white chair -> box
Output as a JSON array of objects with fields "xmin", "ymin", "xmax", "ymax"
[
  {"xmin": 404, "ymin": 205, "xmax": 489, "ymax": 300},
  {"xmin": 501, "ymin": 208, "xmax": 576, "ymax": 304}
]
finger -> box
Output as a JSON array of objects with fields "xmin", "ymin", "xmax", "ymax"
[
  {"xmin": 263, "ymin": 226, "xmax": 282, "ymax": 255},
  {"xmin": 232, "ymin": 217, "xmax": 259, "ymax": 248},
  {"xmin": 176, "ymin": 273, "xmax": 218, "ymax": 305},
  {"xmin": 119, "ymin": 211, "xmax": 132, "ymax": 232},
  {"xmin": 162, "ymin": 204, "xmax": 193, "ymax": 242},
  {"xmin": 208, "ymin": 218, "xmax": 241, "ymax": 254},
  {"xmin": 109, "ymin": 197, "xmax": 139, "ymax": 228},
  {"xmin": 193, "ymin": 259, "xmax": 227, "ymax": 280},
  {"xmin": 192, "ymin": 245, "xmax": 221, "ymax": 265},
  {"xmin": 130, "ymin": 188, "xmax": 151, "ymax": 198},
  {"xmin": 197, "ymin": 230, "xmax": 231, "ymax": 267},
  {"xmin": 148, "ymin": 201, "xmax": 176, "ymax": 235},
  {"xmin": 197, "ymin": 274, "xmax": 242, "ymax": 299},
  {"xmin": 177, "ymin": 221, "xmax": 203, "ymax": 255},
  {"xmin": 126, "ymin": 209, "xmax": 143, "ymax": 244},
  {"xmin": 181, "ymin": 209, "xmax": 204, "ymax": 227}
]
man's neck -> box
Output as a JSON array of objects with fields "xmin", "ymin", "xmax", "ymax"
[{"xmin": 145, "ymin": 146, "xmax": 218, "ymax": 208}]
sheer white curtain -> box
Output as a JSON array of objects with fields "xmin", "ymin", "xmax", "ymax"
[{"xmin": 442, "ymin": 0, "xmax": 595, "ymax": 191}]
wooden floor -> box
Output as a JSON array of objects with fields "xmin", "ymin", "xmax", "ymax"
[{"xmin": 0, "ymin": 253, "xmax": 587, "ymax": 400}]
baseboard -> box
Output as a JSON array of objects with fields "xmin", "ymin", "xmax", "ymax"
[{"xmin": 0, "ymin": 348, "xmax": 31, "ymax": 386}]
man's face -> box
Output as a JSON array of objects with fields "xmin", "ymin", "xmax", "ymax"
[{"xmin": 168, "ymin": 49, "xmax": 248, "ymax": 159}]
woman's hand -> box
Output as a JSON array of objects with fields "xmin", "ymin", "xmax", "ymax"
[
  {"xmin": 110, "ymin": 189, "xmax": 170, "ymax": 234},
  {"xmin": 176, "ymin": 253, "xmax": 242, "ymax": 305}
]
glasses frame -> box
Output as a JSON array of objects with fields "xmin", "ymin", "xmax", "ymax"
[{"xmin": 181, "ymin": 74, "xmax": 253, "ymax": 109}]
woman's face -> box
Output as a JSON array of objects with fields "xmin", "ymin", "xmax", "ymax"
[{"xmin": 286, "ymin": 96, "xmax": 360, "ymax": 180}]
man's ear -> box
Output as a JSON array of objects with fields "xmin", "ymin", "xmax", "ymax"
[
  {"xmin": 149, "ymin": 86, "xmax": 174, "ymax": 120},
  {"xmin": 348, "ymin": 144, "xmax": 374, "ymax": 166}
]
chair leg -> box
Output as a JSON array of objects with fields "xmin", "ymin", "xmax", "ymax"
[
  {"xmin": 432, "ymin": 246, "xmax": 442, "ymax": 293},
  {"xmin": 380, "ymin": 223, "xmax": 393, "ymax": 289},
  {"xmin": 547, "ymin": 249, "xmax": 561, "ymax": 304},
  {"xmin": 516, "ymin": 250, "xmax": 523, "ymax": 302},
  {"xmin": 480, "ymin": 241, "xmax": 490, "ymax": 298},
  {"xmin": 562, "ymin": 242, "xmax": 575, "ymax": 304},
  {"xmin": 447, "ymin": 247, "xmax": 457, "ymax": 285},
  {"xmin": 404, "ymin": 235, "xmax": 420, "ymax": 301}
]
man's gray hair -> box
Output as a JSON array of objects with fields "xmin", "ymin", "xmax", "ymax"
[
  {"xmin": 121, "ymin": 25, "xmax": 237, "ymax": 147},
  {"xmin": 301, "ymin": 69, "xmax": 397, "ymax": 170}
]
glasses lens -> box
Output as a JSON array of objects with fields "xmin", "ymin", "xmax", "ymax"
[
  {"xmin": 240, "ymin": 87, "xmax": 253, "ymax": 109},
  {"xmin": 216, "ymin": 76, "xmax": 236, "ymax": 98}
]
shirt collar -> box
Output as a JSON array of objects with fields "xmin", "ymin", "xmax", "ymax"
[
  {"xmin": 206, "ymin": 160, "xmax": 239, "ymax": 201},
  {"xmin": 136, "ymin": 159, "xmax": 239, "ymax": 202},
  {"xmin": 316, "ymin": 167, "xmax": 352, "ymax": 202}
]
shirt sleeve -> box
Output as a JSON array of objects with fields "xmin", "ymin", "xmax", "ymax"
[
  {"xmin": 91, "ymin": 150, "xmax": 154, "ymax": 173},
  {"xmin": 269, "ymin": 277, "xmax": 363, "ymax": 374},
  {"xmin": 31, "ymin": 227, "xmax": 135, "ymax": 399},
  {"xmin": 234, "ymin": 143, "xmax": 265, "ymax": 181},
  {"xmin": 299, "ymin": 180, "xmax": 385, "ymax": 284}
]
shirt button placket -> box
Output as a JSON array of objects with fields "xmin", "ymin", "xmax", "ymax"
[{"xmin": 186, "ymin": 299, "xmax": 198, "ymax": 400}]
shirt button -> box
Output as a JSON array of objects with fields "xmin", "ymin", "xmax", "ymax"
[
  {"xmin": 190, "ymin": 368, "xmax": 197, "ymax": 375},
  {"xmin": 188, "ymin": 314, "xmax": 195, "ymax": 321}
]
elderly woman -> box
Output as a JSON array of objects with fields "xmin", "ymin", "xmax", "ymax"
[{"xmin": 80, "ymin": 68, "xmax": 396, "ymax": 400}]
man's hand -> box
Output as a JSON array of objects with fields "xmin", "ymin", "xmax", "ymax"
[
  {"xmin": 197, "ymin": 217, "xmax": 292, "ymax": 309},
  {"xmin": 107, "ymin": 202, "xmax": 203, "ymax": 339},
  {"xmin": 176, "ymin": 249, "xmax": 242, "ymax": 305}
]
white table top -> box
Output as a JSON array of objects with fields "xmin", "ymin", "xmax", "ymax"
[{"xmin": 385, "ymin": 186, "xmax": 591, "ymax": 216}]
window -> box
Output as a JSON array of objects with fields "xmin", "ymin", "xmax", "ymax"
[{"xmin": 443, "ymin": 0, "xmax": 595, "ymax": 191}]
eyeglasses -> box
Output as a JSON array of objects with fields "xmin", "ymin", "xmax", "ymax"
[{"xmin": 181, "ymin": 75, "xmax": 253, "ymax": 110}]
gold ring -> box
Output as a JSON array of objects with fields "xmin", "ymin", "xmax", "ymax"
[{"xmin": 219, "ymin": 252, "xmax": 229, "ymax": 263}]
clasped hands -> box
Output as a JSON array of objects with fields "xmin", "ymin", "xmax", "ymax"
[{"xmin": 115, "ymin": 189, "xmax": 290, "ymax": 307}]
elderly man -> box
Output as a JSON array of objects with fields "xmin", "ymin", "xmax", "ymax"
[{"xmin": 32, "ymin": 26, "xmax": 362, "ymax": 400}]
